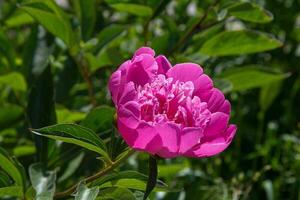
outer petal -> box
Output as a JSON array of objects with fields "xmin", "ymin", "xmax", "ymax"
[
  {"xmin": 134, "ymin": 47, "xmax": 155, "ymax": 58},
  {"xmin": 156, "ymin": 55, "xmax": 172, "ymax": 75},
  {"xmin": 108, "ymin": 60, "xmax": 131, "ymax": 104},
  {"xmin": 155, "ymin": 122, "xmax": 180, "ymax": 158},
  {"xmin": 179, "ymin": 127, "xmax": 203, "ymax": 154},
  {"xmin": 126, "ymin": 54, "xmax": 158, "ymax": 86},
  {"xmin": 199, "ymin": 88, "xmax": 225, "ymax": 113},
  {"xmin": 133, "ymin": 122, "xmax": 162, "ymax": 155},
  {"xmin": 117, "ymin": 103, "xmax": 140, "ymax": 147},
  {"xmin": 219, "ymin": 100, "xmax": 231, "ymax": 115},
  {"xmin": 185, "ymin": 124, "xmax": 237, "ymax": 158},
  {"xmin": 118, "ymin": 82, "xmax": 137, "ymax": 105},
  {"xmin": 166, "ymin": 63, "xmax": 203, "ymax": 83},
  {"xmin": 203, "ymin": 112, "xmax": 229, "ymax": 139}
]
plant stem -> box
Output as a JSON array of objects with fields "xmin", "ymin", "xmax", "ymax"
[
  {"xmin": 167, "ymin": 0, "xmax": 221, "ymax": 56},
  {"xmin": 54, "ymin": 149, "xmax": 135, "ymax": 199}
]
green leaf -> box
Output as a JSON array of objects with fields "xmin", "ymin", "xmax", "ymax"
[
  {"xmin": 259, "ymin": 81, "xmax": 282, "ymax": 111},
  {"xmin": 219, "ymin": 66, "xmax": 289, "ymax": 91},
  {"xmin": 96, "ymin": 25, "xmax": 126, "ymax": 52},
  {"xmin": 200, "ymin": 30, "xmax": 282, "ymax": 56},
  {"xmin": 96, "ymin": 187, "xmax": 135, "ymax": 200},
  {"xmin": 0, "ymin": 72, "xmax": 27, "ymax": 92},
  {"xmin": 5, "ymin": 10, "xmax": 34, "ymax": 28},
  {"xmin": 228, "ymin": 2, "xmax": 273, "ymax": 23},
  {"xmin": 80, "ymin": 106, "xmax": 115, "ymax": 133},
  {"xmin": 0, "ymin": 32, "xmax": 16, "ymax": 68},
  {"xmin": 58, "ymin": 152, "xmax": 85, "ymax": 182},
  {"xmin": 93, "ymin": 171, "xmax": 172, "ymax": 192},
  {"xmin": 0, "ymin": 104, "xmax": 23, "ymax": 130},
  {"xmin": 0, "ymin": 186, "xmax": 23, "ymax": 197},
  {"xmin": 75, "ymin": 0, "xmax": 96, "ymax": 41},
  {"xmin": 29, "ymin": 163, "xmax": 56, "ymax": 200},
  {"xmin": 74, "ymin": 182, "xmax": 99, "ymax": 200},
  {"xmin": 0, "ymin": 147, "xmax": 25, "ymax": 189},
  {"xmin": 19, "ymin": 0, "xmax": 75, "ymax": 47},
  {"xmin": 13, "ymin": 145, "xmax": 36, "ymax": 157},
  {"xmin": 110, "ymin": 3, "xmax": 153, "ymax": 17},
  {"xmin": 31, "ymin": 123, "xmax": 111, "ymax": 163},
  {"xmin": 56, "ymin": 107, "xmax": 86, "ymax": 123}
]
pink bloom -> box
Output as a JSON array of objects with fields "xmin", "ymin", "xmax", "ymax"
[{"xmin": 109, "ymin": 47, "xmax": 237, "ymax": 158}]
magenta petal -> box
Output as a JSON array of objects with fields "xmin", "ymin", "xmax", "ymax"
[
  {"xmin": 134, "ymin": 47, "xmax": 155, "ymax": 57},
  {"xmin": 194, "ymin": 74, "xmax": 213, "ymax": 95},
  {"xmin": 122, "ymin": 101, "xmax": 140, "ymax": 119},
  {"xmin": 133, "ymin": 122, "xmax": 162, "ymax": 154},
  {"xmin": 155, "ymin": 122, "xmax": 180, "ymax": 157},
  {"xmin": 156, "ymin": 55, "xmax": 172, "ymax": 74},
  {"xmin": 186, "ymin": 124, "xmax": 237, "ymax": 158},
  {"xmin": 126, "ymin": 54, "xmax": 158, "ymax": 86},
  {"xmin": 118, "ymin": 82, "xmax": 137, "ymax": 105},
  {"xmin": 166, "ymin": 63, "xmax": 203, "ymax": 83},
  {"xmin": 206, "ymin": 88, "xmax": 225, "ymax": 113},
  {"xmin": 219, "ymin": 100, "xmax": 231, "ymax": 114},
  {"xmin": 108, "ymin": 70, "xmax": 121, "ymax": 104},
  {"xmin": 117, "ymin": 106, "xmax": 140, "ymax": 146},
  {"xmin": 179, "ymin": 127, "xmax": 203, "ymax": 154},
  {"xmin": 204, "ymin": 112, "xmax": 229, "ymax": 138}
]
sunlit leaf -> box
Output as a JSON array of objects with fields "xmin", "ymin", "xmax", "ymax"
[
  {"xmin": 110, "ymin": 3, "xmax": 153, "ymax": 17},
  {"xmin": 80, "ymin": 106, "xmax": 115, "ymax": 133},
  {"xmin": 13, "ymin": 145, "xmax": 36, "ymax": 157},
  {"xmin": 219, "ymin": 67, "xmax": 289, "ymax": 91},
  {"xmin": 5, "ymin": 10, "xmax": 34, "ymax": 27},
  {"xmin": 29, "ymin": 163, "xmax": 56, "ymax": 200},
  {"xmin": 31, "ymin": 123, "xmax": 111, "ymax": 163},
  {"xmin": 228, "ymin": 2, "xmax": 273, "ymax": 23},
  {"xmin": 0, "ymin": 147, "xmax": 25, "ymax": 189},
  {"xmin": 19, "ymin": 0, "xmax": 75, "ymax": 47},
  {"xmin": 97, "ymin": 187, "xmax": 135, "ymax": 200},
  {"xmin": 56, "ymin": 107, "xmax": 86, "ymax": 123},
  {"xmin": 0, "ymin": 186, "xmax": 23, "ymax": 197},
  {"xmin": 74, "ymin": 182, "xmax": 99, "ymax": 200},
  {"xmin": 200, "ymin": 30, "xmax": 282, "ymax": 56},
  {"xmin": 93, "ymin": 171, "xmax": 174, "ymax": 192},
  {"xmin": 0, "ymin": 72, "xmax": 27, "ymax": 92},
  {"xmin": 0, "ymin": 104, "xmax": 23, "ymax": 130}
]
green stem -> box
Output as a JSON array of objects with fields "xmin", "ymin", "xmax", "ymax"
[{"xmin": 54, "ymin": 149, "xmax": 135, "ymax": 199}]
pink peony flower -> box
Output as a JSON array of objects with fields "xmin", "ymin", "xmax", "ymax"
[{"xmin": 109, "ymin": 47, "xmax": 237, "ymax": 158}]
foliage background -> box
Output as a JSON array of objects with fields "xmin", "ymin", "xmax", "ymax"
[{"xmin": 0, "ymin": 0, "xmax": 299, "ymax": 199}]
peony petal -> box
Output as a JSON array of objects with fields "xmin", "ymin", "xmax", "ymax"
[
  {"xmin": 133, "ymin": 122, "xmax": 162, "ymax": 154},
  {"xmin": 155, "ymin": 122, "xmax": 180, "ymax": 157},
  {"xmin": 108, "ymin": 70, "xmax": 122, "ymax": 104},
  {"xmin": 134, "ymin": 47, "xmax": 155, "ymax": 58},
  {"xmin": 166, "ymin": 63, "xmax": 203, "ymax": 83},
  {"xmin": 117, "ymin": 105, "xmax": 140, "ymax": 146},
  {"xmin": 218, "ymin": 100, "xmax": 231, "ymax": 114},
  {"xmin": 156, "ymin": 55, "xmax": 172, "ymax": 74},
  {"xmin": 179, "ymin": 127, "xmax": 203, "ymax": 154},
  {"xmin": 204, "ymin": 112, "xmax": 229, "ymax": 139},
  {"xmin": 194, "ymin": 74, "xmax": 213, "ymax": 96},
  {"xmin": 185, "ymin": 124, "xmax": 237, "ymax": 158},
  {"xmin": 126, "ymin": 54, "xmax": 158, "ymax": 86},
  {"xmin": 108, "ymin": 60, "xmax": 131, "ymax": 104},
  {"xmin": 118, "ymin": 82, "xmax": 137, "ymax": 105},
  {"xmin": 206, "ymin": 88, "xmax": 225, "ymax": 113}
]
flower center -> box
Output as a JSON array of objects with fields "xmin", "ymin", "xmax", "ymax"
[{"xmin": 137, "ymin": 75, "xmax": 211, "ymax": 128}]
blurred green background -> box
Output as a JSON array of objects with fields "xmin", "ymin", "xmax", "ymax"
[{"xmin": 0, "ymin": 0, "xmax": 299, "ymax": 199}]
